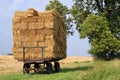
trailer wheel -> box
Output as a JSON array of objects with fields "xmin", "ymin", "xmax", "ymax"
[
  {"xmin": 23, "ymin": 63, "xmax": 30, "ymax": 74},
  {"xmin": 46, "ymin": 63, "xmax": 52, "ymax": 74},
  {"xmin": 54, "ymin": 62, "xmax": 60, "ymax": 72},
  {"xmin": 34, "ymin": 63, "xmax": 40, "ymax": 73}
]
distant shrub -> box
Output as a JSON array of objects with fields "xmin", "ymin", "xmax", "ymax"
[{"xmin": 7, "ymin": 53, "xmax": 13, "ymax": 55}]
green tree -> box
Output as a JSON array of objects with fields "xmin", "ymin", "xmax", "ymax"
[
  {"xmin": 81, "ymin": 14, "xmax": 120, "ymax": 59},
  {"xmin": 45, "ymin": 0, "xmax": 74, "ymax": 35},
  {"xmin": 71, "ymin": 0, "xmax": 120, "ymax": 59}
]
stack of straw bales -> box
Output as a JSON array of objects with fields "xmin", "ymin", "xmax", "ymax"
[{"xmin": 12, "ymin": 8, "xmax": 67, "ymax": 61}]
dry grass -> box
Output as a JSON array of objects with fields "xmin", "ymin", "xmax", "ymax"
[
  {"xmin": 60, "ymin": 56, "xmax": 93, "ymax": 64},
  {"xmin": 0, "ymin": 55, "xmax": 93, "ymax": 74},
  {"xmin": 0, "ymin": 55, "xmax": 23, "ymax": 75}
]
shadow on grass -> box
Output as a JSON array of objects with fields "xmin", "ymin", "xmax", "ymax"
[
  {"xmin": 29, "ymin": 66, "xmax": 93, "ymax": 75},
  {"xmin": 60, "ymin": 66, "xmax": 93, "ymax": 73}
]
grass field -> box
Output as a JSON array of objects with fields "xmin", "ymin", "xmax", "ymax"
[
  {"xmin": 0, "ymin": 62, "xmax": 92, "ymax": 80},
  {"xmin": 0, "ymin": 56, "xmax": 120, "ymax": 80},
  {"xmin": 82, "ymin": 60, "xmax": 120, "ymax": 80}
]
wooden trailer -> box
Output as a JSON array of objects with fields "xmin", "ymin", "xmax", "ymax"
[{"xmin": 12, "ymin": 8, "xmax": 67, "ymax": 74}]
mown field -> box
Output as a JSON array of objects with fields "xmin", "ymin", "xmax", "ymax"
[{"xmin": 0, "ymin": 56, "xmax": 120, "ymax": 80}]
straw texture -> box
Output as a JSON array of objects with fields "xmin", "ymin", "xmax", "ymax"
[{"xmin": 12, "ymin": 8, "xmax": 67, "ymax": 61}]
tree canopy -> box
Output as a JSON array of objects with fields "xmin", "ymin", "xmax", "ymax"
[
  {"xmin": 80, "ymin": 14, "xmax": 120, "ymax": 59},
  {"xmin": 70, "ymin": 0, "xmax": 120, "ymax": 59}
]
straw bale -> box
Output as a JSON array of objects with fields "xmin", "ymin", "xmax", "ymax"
[
  {"xmin": 12, "ymin": 48, "xmax": 23, "ymax": 53},
  {"xmin": 14, "ymin": 52, "xmax": 23, "ymax": 59},
  {"xmin": 13, "ymin": 30, "xmax": 21, "ymax": 36},
  {"xmin": 13, "ymin": 36, "xmax": 21, "ymax": 41},
  {"xmin": 36, "ymin": 29, "xmax": 43, "ymax": 35},
  {"xmin": 27, "ymin": 14, "xmax": 34, "ymax": 17},
  {"xmin": 12, "ymin": 9, "xmax": 66, "ymax": 61},
  {"xmin": 27, "ymin": 8, "xmax": 38, "ymax": 17},
  {"xmin": 13, "ymin": 22, "xmax": 28, "ymax": 30},
  {"xmin": 45, "ymin": 35, "xmax": 54, "ymax": 40},
  {"xmin": 38, "ymin": 42, "xmax": 45, "ymax": 46},
  {"xmin": 44, "ymin": 52, "xmax": 55, "ymax": 58},
  {"xmin": 21, "ymin": 29, "xmax": 36, "ymax": 35},
  {"xmin": 21, "ymin": 35, "xmax": 44, "ymax": 42},
  {"xmin": 35, "ymin": 35, "xmax": 44, "ymax": 41},
  {"xmin": 36, "ymin": 29, "xmax": 54, "ymax": 35},
  {"xmin": 21, "ymin": 41, "xmax": 38, "ymax": 47},
  {"xmin": 27, "ymin": 8, "xmax": 36, "ymax": 13},
  {"xmin": 36, "ymin": 29, "xmax": 54, "ymax": 36},
  {"xmin": 20, "ymin": 17, "xmax": 39, "ymax": 23},
  {"xmin": 13, "ymin": 41, "xmax": 21, "ymax": 47},
  {"xmin": 14, "ymin": 11, "xmax": 27, "ymax": 17},
  {"xmin": 28, "ymin": 22, "xmax": 44, "ymax": 29},
  {"xmin": 44, "ymin": 22, "xmax": 54, "ymax": 28},
  {"xmin": 25, "ymin": 48, "xmax": 42, "ymax": 60},
  {"xmin": 12, "ymin": 17, "xmax": 21, "ymax": 24}
]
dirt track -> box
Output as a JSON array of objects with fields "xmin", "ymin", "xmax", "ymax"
[{"xmin": 0, "ymin": 55, "xmax": 93, "ymax": 74}]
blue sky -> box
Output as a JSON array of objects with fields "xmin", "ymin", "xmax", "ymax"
[{"xmin": 0, "ymin": 0, "xmax": 90, "ymax": 56}]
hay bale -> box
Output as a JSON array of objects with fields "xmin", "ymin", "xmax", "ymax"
[
  {"xmin": 13, "ymin": 23, "xmax": 28, "ymax": 30},
  {"xmin": 12, "ymin": 8, "xmax": 67, "ymax": 61},
  {"xmin": 27, "ymin": 8, "xmax": 38, "ymax": 17},
  {"xmin": 14, "ymin": 11, "xmax": 27, "ymax": 17},
  {"xmin": 12, "ymin": 17, "xmax": 21, "ymax": 24},
  {"xmin": 28, "ymin": 22, "xmax": 44, "ymax": 29}
]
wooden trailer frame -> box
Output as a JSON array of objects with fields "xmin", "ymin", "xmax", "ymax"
[{"xmin": 21, "ymin": 46, "xmax": 61, "ymax": 74}]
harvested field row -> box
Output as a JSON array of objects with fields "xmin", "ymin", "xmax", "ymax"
[{"xmin": 0, "ymin": 55, "xmax": 93, "ymax": 74}]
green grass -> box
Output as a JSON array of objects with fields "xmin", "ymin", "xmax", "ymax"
[
  {"xmin": 1, "ymin": 60, "xmax": 120, "ymax": 80},
  {"xmin": 81, "ymin": 60, "xmax": 120, "ymax": 80},
  {"xmin": 0, "ymin": 62, "xmax": 92, "ymax": 80}
]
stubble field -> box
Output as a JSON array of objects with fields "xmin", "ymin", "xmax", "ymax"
[
  {"xmin": 0, "ymin": 55, "xmax": 120, "ymax": 80},
  {"xmin": 0, "ymin": 55, "xmax": 93, "ymax": 74}
]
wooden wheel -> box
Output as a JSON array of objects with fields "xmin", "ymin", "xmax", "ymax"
[
  {"xmin": 34, "ymin": 63, "xmax": 40, "ymax": 73},
  {"xmin": 23, "ymin": 63, "xmax": 30, "ymax": 74},
  {"xmin": 46, "ymin": 62, "xmax": 52, "ymax": 74},
  {"xmin": 54, "ymin": 62, "xmax": 60, "ymax": 72}
]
